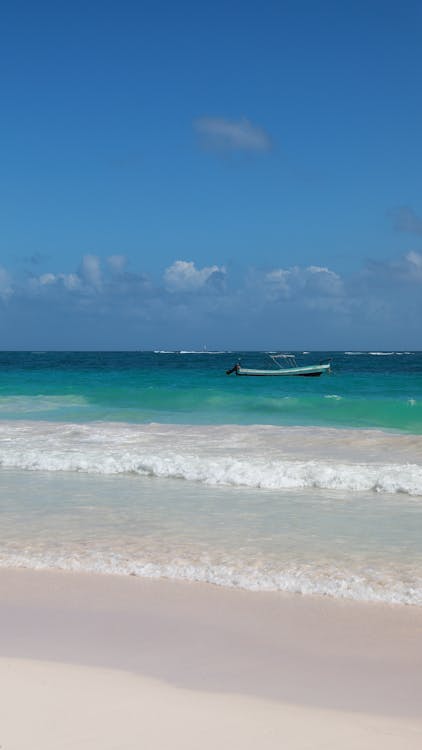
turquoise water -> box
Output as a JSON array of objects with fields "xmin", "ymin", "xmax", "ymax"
[
  {"xmin": 0, "ymin": 351, "xmax": 421, "ymax": 605},
  {"xmin": 0, "ymin": 351, "xmax": 421, "ymax": 432}
]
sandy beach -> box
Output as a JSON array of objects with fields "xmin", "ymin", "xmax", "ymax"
[{"xmin": 0, "ymin": 568, "xmax": 421, "ymax": 749}]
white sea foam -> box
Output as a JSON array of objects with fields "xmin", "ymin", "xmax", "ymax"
[
  {"xmin": 0, "ymin": 421, "xmax": 421, "ymax": 496},
  {"xmin": 1, "ymin": 549, "xmax": 421, "ymax": 606}
]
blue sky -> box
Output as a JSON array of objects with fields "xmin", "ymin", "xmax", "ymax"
[{"xmin": 1, "ymin": 0, "xmax": 422, "ymax": 348}]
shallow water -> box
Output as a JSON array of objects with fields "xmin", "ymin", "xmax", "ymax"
[
  {"xmin": 1, "ymin": 468, "xmax": 421, "ymax": 605},
  {"xmin": 0, "ymin": 351, "xmax": 421, "ymax": 605}
]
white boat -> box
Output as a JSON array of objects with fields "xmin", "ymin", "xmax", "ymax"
[{"xmin": 226, "ymin": 354, "xmax": 331, "ymax": 377}]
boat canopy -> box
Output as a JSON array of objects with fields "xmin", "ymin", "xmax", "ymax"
[
  {"xmin": 271, "ymin": 354, "xmax": 295, "ymax": 358},
  {"xmin": 268, "ymin": 353, "xmax": 298, "ymax": 368}
]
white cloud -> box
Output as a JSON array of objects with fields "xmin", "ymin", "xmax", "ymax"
[
  {"xmin": 2, "ymin": 249, "xmax": 421, "ymax": 348},
  {"xmin": 79, "ymin": 254, "xmax": 102, "ymax": 289},
  {"xmin": 263, "ymin": 264, "xmax": 344, "ymax": 301},
  {"xmin": 39, "ymin": 273, "xmax": 56, "ymax": 286},
  {"xmin": 305, "ymin": 266, "xmax": 344, "ymax": 296},
  {"xmin": 33, "ymin": 255, "xmax": 101, "ymax": 294},
  {"xmin": 164, "ymin": 260, "xmax": 226, "ymax": 292},
  {"xmin": 33, "ymin": 271, "xmax": 81, "ymax": 292},
  {"xmin": 403, "ymin": 251, "xmax": 422, "ymax": 279},
  {"xmin": 194, "ymin": 117, "xmax": 272, "ymax": 153},
  {"xmin": 62, "ymin": 273, "xmax": 80, "ymax": 290},
  {"xmin": 366, "ymin": 250, "xmax": 422, "ymax": 284},
  {"xmin": 107, "ymin": 255, "xmax": 127, "ymax": 274}
]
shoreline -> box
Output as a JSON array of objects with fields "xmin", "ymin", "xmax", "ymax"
[
  {"xmin": 1, "ymin": 568, "xmax": 422, "ymax": 748},
  {"xmin": 1, "ymin": 567, "xmax": 422, "ymax": 715}
]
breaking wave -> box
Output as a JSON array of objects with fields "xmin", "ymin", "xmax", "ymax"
[
  {"xmin": 0, "ymin": 421, "xmax": 421, "ymax": 496},
  {"xmin": 1, "ymin": 550, "xmax": 421, "ymax": 606}
]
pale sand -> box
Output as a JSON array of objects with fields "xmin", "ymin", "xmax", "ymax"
[
  {"xmin": 1, "ymin": 657, "xmax": 422, "ymax": 750},
  {"xmin": 0, "ymin": 568, "xmax": 422, "ymax": 748}
]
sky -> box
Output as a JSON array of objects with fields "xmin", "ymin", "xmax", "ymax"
[{"xmin": 1, "ymin": 0, "xmax": 422, "ymax": 349}]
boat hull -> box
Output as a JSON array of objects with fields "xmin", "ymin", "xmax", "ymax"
[{"xmin": 234, "ymin": 364, "xmax": 330, "ymax": 377}]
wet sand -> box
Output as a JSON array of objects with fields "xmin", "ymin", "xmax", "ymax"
[{"xmin": 0, "ymin": 568, "xmax": 421, "ymax": 748}]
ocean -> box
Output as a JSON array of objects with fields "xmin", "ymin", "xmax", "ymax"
[{"xmin": 0, "ymin": 350, "xmax": 421, "ymax": 605}]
